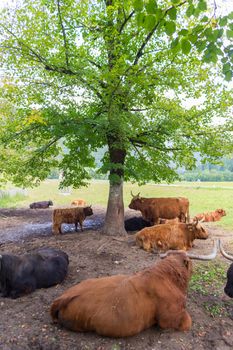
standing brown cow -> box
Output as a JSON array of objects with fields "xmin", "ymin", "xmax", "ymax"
[
  {"xmin": 52, "ymin": 206, "xmax": 93, "ymax": 234},
  {"xmin": 129, "ymin": 193, "xmax": 190, "ymax": 224},
  {"xmin": 50, "ymin": 253, "xmax": 193, "ymax": 337},
  {"xmin": 135, "ymin": 219, "xmax": 208, "ymax": 252}
]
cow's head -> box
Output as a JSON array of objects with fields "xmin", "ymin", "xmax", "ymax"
[
  {"xmin": 216, "ymin": 209, "xmax": 226, "ymax": 216},
  {"xmin": 84, "ymin": 205, "xmax": 93, "ymax": 216},
  {"xmin": 187, "ymin": 218, "xmax": 209, "ymax": 239},
  {"xmin": 128, "ymin": 192, "xmax": 142, "ymax": 210}
]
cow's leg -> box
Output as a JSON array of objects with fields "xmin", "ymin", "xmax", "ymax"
[
  {"xmin": 10, "ymin": 278, "xmax": 36, "ymax": 299},
  {"xmin": 80, "ymin": 220, "xmax": 83, "ymax": 232},
  {"xmin": 53, "ymin": 223, "xmax": 61, "ymax": 235},
  {"xmin": 180, "ymin": 213, "xmax": 186, "ymax": 223},
  {"xmin": 141, "ymin": 239, "xmax": 152, "ymax": 252},
  {"xmin": 176, "ymin": 310, "xmax": 192, "ymax": 331},
  {"xmin": 75, "ymin": 222, "xmax": 78, "ymax": 232},
  {"xmin": 158, "ymin": 303, "xmax": 192, "ymax": 331}
]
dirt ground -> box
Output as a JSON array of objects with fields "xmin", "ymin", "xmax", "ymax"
[{"xmin": 0, "ymin": 206, "xmax": 233, "ymax": 350}]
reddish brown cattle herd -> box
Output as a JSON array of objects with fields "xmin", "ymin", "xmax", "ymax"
[{"xmin": 0, "ymin": 192, "xmax": 230, "ymax": 339}]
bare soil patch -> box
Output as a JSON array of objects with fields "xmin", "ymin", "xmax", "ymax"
[{"xmin": 0, "ymin": 206, "xmax": 233, "ymax": 350}]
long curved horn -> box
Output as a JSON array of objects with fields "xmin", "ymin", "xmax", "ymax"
[
  {"xmin": 219, "ymin": 239, "xmax": 233, "ymax": 261},
  {"xmin": 130, "ymin": 191, "xmax": 140, "ymax": 198},
  {"xmin": 186, "ymin": 240, "xmax": 217, "ymax": 260},
  {"xmin": 160, "ymin": 240, "xmax": 217, "ymax": 260}
]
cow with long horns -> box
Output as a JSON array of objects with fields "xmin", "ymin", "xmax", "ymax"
[
  {"xmin": 128, "ymin": 192, "xmax": 190, "ymax": 225},
  {"xmin": 135, "ymin": 218, "xmax": 208, "ymax": 252}
]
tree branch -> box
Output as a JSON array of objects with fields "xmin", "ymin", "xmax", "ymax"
[
  {"xmin": 133, "ymin": 1, "xmax": 187, "ymax": 66},
  {"xmin": 56, "ymin": 0, "xmax": 70, "ymax": 68},
  {"xmin": 119, "ymin": 11, "xmax": 135, "ymax": 33}
]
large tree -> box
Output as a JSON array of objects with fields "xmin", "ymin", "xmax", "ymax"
[{"xmin": 0, "ymin": 0, "xmax": 232, "ymax": 235}]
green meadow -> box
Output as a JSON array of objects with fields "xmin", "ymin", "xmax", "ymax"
[{"xmin": 0, "ymin": 180, "xmax": 232, "ymax": 230}]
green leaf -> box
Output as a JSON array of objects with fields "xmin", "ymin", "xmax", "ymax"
[
  {"xmin": 171, "ymin": 37, "xmax": 179, "ymax": 48},
  {"xmin": 203, "ymin": 51, "xmax": 217, "ymax": 63},
  {"xmin": 204, "ymin": 28, "xmax": 215, "ymax": 41},
  {"xmin": 223, "ymin": 62, "xmax": 231, "ymax": 73},
  {"xmin": 136, "ymin": 12, "xmax": 145, "ymax": 26},
  {"xmin": 155, "ymin": 8, "xmax": 163, "ymax": 21},
  {"xmin": 195, "ymin": 40, "xmax": 207, "ymax": 52},
  {"xmin": 215, "ymin": 29, "xmax": 224, "ymax": 39},
  {"xmin": 143, "ymin": 14, "xmax": 156, "ymax": 31},
  {"xmin": 133, "ymin": 0, "xmax": 144, "ymax": 12},
  {"xmin": 219, "ymin": 16, "xmax": 228, "ymax": 27},
  {"xmin": 189, "ymin": 34, "xmax": 198, "ymax": 43},
  {"xmin": 198, "ymin": 0, "xmax": 207, "ymax": 12},
  {"xmin": 224, "ymin": 70, "xmax": 232, "ymax": 81},
  {"xmin": 168, "ymin": 7, "xmax": 177, "ymax": 20},
  {"xmin": 179, "ymin": 29, "xmax": 189, "ymax": 36},
  {"xmin": 201, "ymin": 16, "xmax": 209, "ymax": 22},
  {"xmin": 164, "ymin": 21, "xmax": 176, "ymax": 36},
  {"xmin": 229, "ymin": 23, "xmax": 233, "ymax": 31},
  {"xmin": 181, "ymin": 38, "xmax": 191, "ymax": 54},
  {"xmin": 228, "ymin": 12, "xmax": 233, "ymax": 20},
  {"xmin": 145, "ymin": 0, "xmax": 157, "ymax": 14},
  {"xmin": 227, "ymin": 30, "xmax": 233, "ymax": 40},
  {"xmin": 186, "ymin": 4, "xmax": 195, "ymax": 17}
]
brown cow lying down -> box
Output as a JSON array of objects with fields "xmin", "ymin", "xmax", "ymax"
[
  {"xmin": 194, "ymin": 209, "xmax": 226, "ymax": 222},
  {"xmin": 71, "ymin": 199, "xmax": 87, "ymax": 206},
  {"xmin": 0, "ymin": 247, "xmax": 69, "ymax": 299},
  {"xmin": 51, "ymin": 253, "xmax": 192, "ymax": 337},
  {"xmin": 136, "ymin": 219, "xmax": 208, "ymax": 252},
  {"xmin": 53, "ymin": 206, "xmax": 93, "ymax": 234},
  {"xmin": 29, "ymin": 200, "xmax": 53, "ymax": 209}
]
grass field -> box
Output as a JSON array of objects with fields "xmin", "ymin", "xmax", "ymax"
[{"xmin": 1, "ymin": 180, "xmax": 232, "ymax": 229}]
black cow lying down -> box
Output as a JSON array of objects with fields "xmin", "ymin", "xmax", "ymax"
[
  {"xmin": 0, "ymin": 247, "xmax": 69, "ymax": 299},
  {"xmin": 124, "ymin": 217, "xmax": 151, "ymax": 231},
  {"xmin": 29, "ymin": 200, "xmax": 53, "ymax": 209}
]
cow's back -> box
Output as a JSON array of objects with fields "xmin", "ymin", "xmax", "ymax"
[
  {"xmin": 136, "ymin": 223, "xmax": 190, "ymax": 251},
  {"xmin": 51, "ymin": 274, "xmax": 157, "ymax": 337},
  {"xmin": 142, "ymin": 197, "xmax": 189, "ymax": 222}
]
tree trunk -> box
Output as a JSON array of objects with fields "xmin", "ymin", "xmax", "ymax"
[{"xmin": 102, "ymin": 179, "xmax": 127, "ymax": 236}]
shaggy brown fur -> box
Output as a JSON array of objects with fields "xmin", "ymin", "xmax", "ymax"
[
  {"xmin": 50, "ymin": 254, "xmax": 192, "ymax": 337},
  {"xmin": 158, "ymin": 218, "xmax": 180, "ymax": 224},
  {"xmin": 52, "ymin": 206, "xmax": 93, "ymax": 234},
  {"xmin": 136, "ymin": 222, "xmax": 208, "ymax": 252}
]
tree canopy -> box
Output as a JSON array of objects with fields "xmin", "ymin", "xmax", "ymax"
[{"xmin": 0, "ymin": 0, "xmax": 232, "ymax": 234}]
